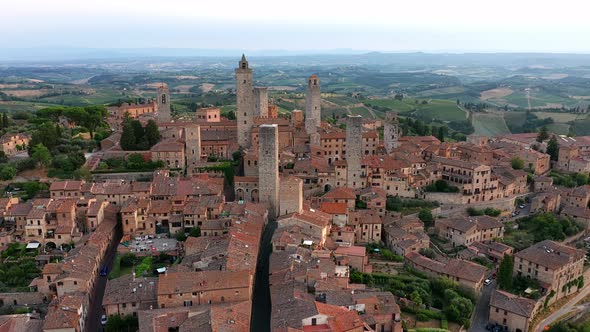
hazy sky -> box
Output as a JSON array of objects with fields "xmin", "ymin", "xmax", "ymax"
[{"xmin": 2, "ymin": 0, "xmax": 590, "ymax": 53}]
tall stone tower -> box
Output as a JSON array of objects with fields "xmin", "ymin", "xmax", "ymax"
[
  {"xmin": 346, "ymin": 115, "xmax": 364, "ymax": 189},
  {"xmin": 236, "ymin": 54, "xmax": 254, "ymax": 148},
  {"xmin": 305, "ymin": 75, "xmax": 321, "ymax": 135},
  {"xmin": 157, "ymin": 84, "xmax": 171, "ymax": 123},
  {"xmin": 185, "ymin": 125, "xmax": 201, "ymax": 171},
  {"xmin": 258, "ymin": 124, "xmax": 280, "ymax": 218},
  {"xmin": 254, "ymin": 87, "xmax": 269, "ymax": 118},
  {"xmin": 279, "ymin": 176, "xmax": 303, "ymax": 216},
  {"xmin": 384, "ymin": 111, "xmax": 400, "ymax": 153}
]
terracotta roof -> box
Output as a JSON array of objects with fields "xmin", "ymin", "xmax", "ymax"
[
  {"xmin": 103, "ymin": 275, "xmax": 158, "ymax": 306},
  {"xmin": 490, "ymin": 290, "xmax": 536, "ymax": 318},
  {"xmin": 50, "ymin": 180, "xmax": 85, "ymax": 192},
  {"xmin": 319, "ymin": 202, "xmax": 347, "ymax": 215},
  {"xmin": 515, "ymin": 240, "xmax": 585, "ymax": 270},
  {"xmin": 323, "ymin": 187, "xmax": 356, "ymax": 200},
  {"xmin": 334, "ymin": 245, "xmax": 366, "ymax": 257},
  {"xmin": 157, "ymin": 270, "xmax": 251, "ymax": 295}
]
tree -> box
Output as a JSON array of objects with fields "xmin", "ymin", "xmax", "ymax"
[
  {"xmin": 2, "ymin": 113, "xmax": 8, "ymax": 129},
  {"xmin": 0, "ymin": 164, "xmax": 16, "ymax": 180},
  {"xmin": 120, "ymin": 122, "xmax": 136, "ymax": 151},
  {"xmin": 498, "ymin": 254, "xmax": 514, "ymax": 291},
  {"xmin": 31, "ymin": 144, "xmax": 52, "ymax": 167},
  {"xmin": 511, "ymin": 157, "xmax": 524, "ymax": 170},
  {"xmin": 418, "ymin": 209, "xmax": 434, "ymax": 228},
  {"xmin": 189, "ymin": 227, "xmax": 201, "ymax": 237},
  {"xmin": 547, "ymin": 135, "xmax": 559, "ymax": 161},
  {"xmin": 144, "ymin": 120, "xmax": 160, "ymax": 147},
  {"xmin": 537, "ymin": 126, "xmax": 549, "ymax": 142},
  {"xmin": 437, "ymin": 126, "xmax": 445, "ymax": 142},
  {"xmin": 30, "ymin": 123, "xmax": 59, "ymax": 151}
]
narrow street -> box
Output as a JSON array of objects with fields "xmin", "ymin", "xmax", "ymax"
[
  {"xmin": 84, "ymin": 223, "xmax": 122, "ymax": 332},
  {"xmin": 250, "ymin": 219, "xmax": 277, "ymax": 332},
  {"xmin": 469, "ymin": 280, "xmax": 496, "ymax": 332}
]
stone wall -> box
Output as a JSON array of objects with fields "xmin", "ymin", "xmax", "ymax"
[{"xmin": 0, "ymin": 292, "xmax": 46, "ymax": 306}]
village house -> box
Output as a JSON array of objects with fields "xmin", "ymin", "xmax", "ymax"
[
  {"xmin": 514, "ymin": 240, "xmax": 585, "ymax": 302},
  {"xmin": 405, "ymin": 252, "xmax": 487, "ymax": 292},
  {"xmin": 489, "ymin": 290, "xmax": 538, "ymax": 332},
  {"xmin": 435, "ymin": 215, "xmax": 504, "ymax": 247},
  {"xmin": 0, "ymin": 132, "xmax": 30, "ymax": 156}
]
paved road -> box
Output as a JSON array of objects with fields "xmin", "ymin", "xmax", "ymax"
[
  {"xmin": 85, "ymin": 224, "xmax": 122, "ymax": 332},
  {"xmin": 535, "ymin": 270, "xmax": 590, "ymax": 332},
  {"xmin": 469, "ymin": 280, "xmax": 496, "ymax": 332}
]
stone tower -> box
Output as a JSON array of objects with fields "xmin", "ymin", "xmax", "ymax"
[
  {"xmin": 279, "ymin": 176, "xmax": 303, "ymax": 216},
  {"xmin": 254, "ymin": 87, "xmax": 269, "ymax": 118},
  {"xmin": 157, "ymin": 84, "xmax": 171, "ymax": 123},
  {"xmin": 236, "ymin": 54, "xmax": 254, "ymax": 148},
  {"xmin": 346, "ymin": 115, "xmax": 363, "ymax": 189},
  {"xmin": 305, "ymin": 75, "xmax": 321, "ymax": 135},
  {"xmin": 185, "ymin": 125, "xmax": 201, "ymax": 171},
  {"xmin": 384, "ymin": 111, "xmax": 400, "ymax": 153},
  {"xmin": 258, "ymin": 124, "xmax": 280, "ymax": 218}
]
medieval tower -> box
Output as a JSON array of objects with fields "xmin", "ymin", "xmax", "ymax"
[
  {"xmin": 157, "ymin": 84, "xmax": 171, "ymax": 122},
  {"xmin": 346, "ymin": 115, "xmax": 363, "ymax": 189},
  {"xmin": 258, "ymin": 124, "xmax": 280, "ymax": 218},
  {"xmin": 236, "ymin": 54, "xmax": 254, "ymax": 148},
  {"xmin": 305, "ymin": 75, "xmax": 321, "ymax": 135},
  {"xmin": 279, "ymin": 176, "xmax": 303, "ymax": 216},
  {"xmin": 384, "ymin": 111, "xmax": 400, "ymax": 153},
  {"xmin": 254, "ymin": 87, "xmax": 269, "ymax": 118},
  {"xmin": 185, "ymin": 125, "xmax": 202, "ymax": 171}
]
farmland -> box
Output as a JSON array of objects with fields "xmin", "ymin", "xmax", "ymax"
[{"xmin": 472, "ymin": 112, "xmax": 510, "ymax": 136}]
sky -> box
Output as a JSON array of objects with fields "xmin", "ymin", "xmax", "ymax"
[{"xmin": 2, "ymin": 0, "xmax": 590, "ymax": 53}]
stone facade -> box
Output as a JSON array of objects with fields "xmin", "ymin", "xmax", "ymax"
[
  {"xmin": 185, "ymin": 125, "xmax": 201, "ymax": 170},
  {"xmin": 279, "ymin": 176, "xmax": 303, "ymax": 216},
  {"xmin": 384, "ymin": 112, "xmax": 400, "ymax": 153},
  {"xmin": 346, "ymin": 116, "xmax": 364, "ymax": 189},
  {"xmin": 305, "ymin": 75, "xmax": 321, "ymax": 135},
  {"xmin": 236, "ymin": 54, "xmax": 254, "ymax": 148},
  {"xmin": 254, "ymin": 87, "xmax": 269, "ymax": 118},
  {"xmin": 259, "ymin": 124, "xmax": 280, "ymax": 218},
  {"xmin": 156, "ymin": 84, "xmax": 171, "ymax": 123}
]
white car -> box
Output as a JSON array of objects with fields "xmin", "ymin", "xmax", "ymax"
[
  {"xmin": 101, "ymin": 315, "xmax": 107, "ymax": 326},
  {"xmin": 484, "ymin": 279, "xmax": 492, "ymax": 286}
]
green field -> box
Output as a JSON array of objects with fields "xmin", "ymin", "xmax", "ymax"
[
  {"xmin": 546, "ymin": 123, "xmax": 570, "ymax": 135},
  {"xmin": 472, "ymin": 113, "xmax": 510, "ymax": 136},
  {"xmin": 363, "ymin": 98, "xmax": 466, "ymax": 122}
]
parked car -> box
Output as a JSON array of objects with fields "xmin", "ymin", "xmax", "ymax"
[
  {"xmin": 101, "ymin": 315, "xmax": 107, "ymax": 325},
  {"xmin": 99, "ymin": 265, "xmax": 108, "ymax": 276},
  {"xmin": 484, "ymin": 279, "xmax": 492, "ymax": 286}
]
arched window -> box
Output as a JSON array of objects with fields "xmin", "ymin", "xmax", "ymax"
[{"xmin": 161, "ymin": 94, "xmax": 167, "ymax": 104}]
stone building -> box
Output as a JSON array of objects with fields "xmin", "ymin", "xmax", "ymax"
[
  {"xmin": 195, "ymin": 107, "xmax": 221, "ymax": 122},
  {"xmin": 236, "ymin": 54, "xmax": 254, "ymax": 148},
  {"xmin": 253, "ymin": 87, "xmax": 269, "ymax": 118},
  {"xmin": 305, "ymin": 75, "xmax": 321, "ymax": 135},
  {"xmin": 185, "ymin": 124, "xmax": 202, "ymax": 170},
  {"xmin": 346, "ymin": 115, "xmax": 364, "ymax": 189},
  {"xmin": 384, "ymin": 112, "xmax": 400, "ymax": 153},
  {"xmin": 489, "ymin": 290, "xmax": 537, "ymax": 332},
  {"xmin": 279, "ymin": 176, "xmax": 303, "ymax": 216},
  {"xmin": 514, "ymin": 240, "xmax": 585, "ymax": 303},
  {"xmin": 156, "ymin": 84, "xmax": 171, "ymax": 123},
  {"xmin": 258, "ymin": 124, "xmax": 280, "ymax": 218}
]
